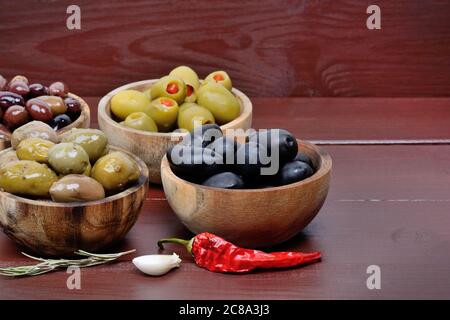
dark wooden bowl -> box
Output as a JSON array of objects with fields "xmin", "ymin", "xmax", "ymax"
[
  {"xmin": 161, "ymin": 140, "xmax": 332, "ymax": 248},
  {"xmin": 98, "ymin": 79, "xmax": 253, "ymax": 184},
  {"xmin": 0, "ymin": 146, "xmax": 148, "ymax": 257},
  {"xmin": 0, "ymin": 92, "xmax": 90, "ymax": 150}
]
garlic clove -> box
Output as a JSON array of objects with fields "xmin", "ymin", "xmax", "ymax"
[{"xmin": 132, "ymin": 253, "xmax": 182, "ymax": 276}]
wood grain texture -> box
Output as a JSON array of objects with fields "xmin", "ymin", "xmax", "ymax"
[
  {"xmin": 98, "ymin": 80, "xmax": 252, "ymax": 184},
  {"xmin": 0, "ymin": 146, "xmax": 149, "ymax": 257},
  {"xmin": 161, "ymin": 141, "xmax": 331, "ymax": 248},
  {"xmin": 1, "ymin": 0, "xmax": 449, "ymax": 97}
]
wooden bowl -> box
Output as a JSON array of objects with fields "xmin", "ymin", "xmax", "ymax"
[
  {"xmin": 161, "ymin": 140, "xmax": 332, "ymax": 248},
  {"xmin": 0, "ymin": 93, "xmax": 90, "ymax": 150},
  {"xmin": 98, "ymin": 79, "xmax": 253, "ymax": 184},
  {"xmin": 0, "ymin": 146, "xmax": 148, "ymax": 257}
]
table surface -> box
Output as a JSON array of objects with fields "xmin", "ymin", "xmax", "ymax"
[{"xmin": 1, "ymin": 97, "xmax": 450, "ymax": 299}]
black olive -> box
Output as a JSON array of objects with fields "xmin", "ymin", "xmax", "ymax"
[
  {"xmin": 28, "ymin": 83, "xmax": 49, "ymax": 98},
  {"xmin": 206, "ymin": 136, "xmax": 241, "ymax": 167},
  {"xmin": 180, "ymin": 124, "xmax": 222, "ymax": 148},
  {"xmin": 167, "ymin": 145, "xmax": 224, "ymax": 181},
  {"xmin": 0, "ymin": 91, "xmax": 25, "ymax": 110},
  {"xmin": 248, "ymin": 129, "xmax": 298, "ymax": 164},
  {"xmin": 277, "ymin": 160, "xmax": 314, "ymax": 186},
  {"xmin": 49, "ymin": 114, "xmax": 72, "ymax": 131},
  {"xmin": 294, "ymin": 152, "xmax": 314, "ymax": 169},
  {"xmin": 202, "ymin": 172, "xmax": 244, "ymax": 189}
]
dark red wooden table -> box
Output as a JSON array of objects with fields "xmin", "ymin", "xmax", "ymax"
[{"xmin": 1, "ymin": 97, "xmax": 450, "ymax": 299}]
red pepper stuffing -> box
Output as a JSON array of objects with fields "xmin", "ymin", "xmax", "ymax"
[
  {"xmin": 166, "ymin": 82, "xmax": 179, "ymax": 94},
  {"xmin": 213, "ymin": 73, "xmax": 224, "ymax": 82},
  {"xmin": 186, "ymin": 85, "xmax": 194, "ymax": 97},
  {"xmin": 158, "ymin": 232, "xmax": 321, "ymax": 273},
  {"xmin": 160, "ymin": 98, "xmax": 174, "ymax": 107}
]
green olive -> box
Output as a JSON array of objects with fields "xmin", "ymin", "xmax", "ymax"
[
  {"xmin": 111, "ymin": 90, "xmax": 150, "ymax": 121},
  {"xmin": 0, "ymin": 150, "xmax": 19, "ymax": 168},
  {"xmin": 169, "ymin": 66, "xmax": 200, "ymax": 102},
  {"xmin": 61, "ymin": 128, "xmax": 109, "ymax": 162},
  {"xmin": 204, "ymin": 70, "xmax": 232, "ymax": 90},
  {"xmin": 11, "ymin": 121, "xmax": 59, "ymax": 149},
  {"xmin": 197, "ymin": 82, "xmax": 240, "ymax": 124},
  {"xmin": 179, "ymin": 102, "xmax": 200, "ymax": 114},
  {"xmin": 0, "ymin": 160, "xmax": 58, "ymax": 197},
  {"xmin": 147, "ymin": 97, "xmax": 179, "ymax": 132},
  {"xmin": 48, "ymin": 142, "xmax": 90, "ymax": 175},
  {"xmin": 177, "ymin": 105, "xmax": 215, "ymax": 132},
  {"xmin": 143, "ymin": 88, "xmax": 152, "ymax": 100},
  {"xmin": 123, "ymin": 112, "xmax": 158, "ymax": 132},
  {"xmin": 150, "ymin": 75, "xmax": 186, "ymax": 104},
  {"xmin": 91, "ymin": 151, "xmax": 140, "ymax": 192},
  {"xmin": 50, "ymin": 174, "xmax": 105, "ymax": 202},
  {"xmin": 16, "ymin": 138, "xmax": 55, "ymax": 163}
]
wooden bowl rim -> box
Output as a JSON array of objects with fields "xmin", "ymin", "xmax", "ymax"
[
  {"xmin": 161, "ymin": 139, "xmax": 332, "ymax": 193},
  {"xmin": 0, "ymin": 92, "xmax": 90, "ymax": 140},
  {"xmin": 0, "ymin": 145, "xmax": 149, "ymax": 207},
  {"xmin": 97, "ymin": 79, "xmax": 252, "ymax": 138}
]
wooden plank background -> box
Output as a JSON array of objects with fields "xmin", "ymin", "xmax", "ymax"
[{"xmin": 1, "ymin": 0, "xmax": 449, "ymax": 97}]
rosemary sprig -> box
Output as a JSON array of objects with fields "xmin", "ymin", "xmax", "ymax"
[{"xmin": 0, "ymin": 249, "xmax": 136, "ymax": 277}]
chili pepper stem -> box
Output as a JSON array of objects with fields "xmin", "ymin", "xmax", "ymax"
[{"xmin": 158, "ymin": 237, "xmax": 194, "ymax": 254}]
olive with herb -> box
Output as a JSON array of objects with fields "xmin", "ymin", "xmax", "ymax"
[
  {"xmin": 50, "ymin": 174, "xmax": 105, "ymax": 202},
  {"xmin": 16, "ymin": 137, "xmax": 55, "ymax": 163},
  {"xmin": 61, "ymin": 128, "xmax": 109, "ymax": 163},
  {"xmin": 48, "ymin": 142, "xmax": 90, "ymax": 175}
]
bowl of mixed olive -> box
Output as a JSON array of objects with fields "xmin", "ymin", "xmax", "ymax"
[
  {"xmin": 98, "ymin": 66, "xmax": 252, "ymax": 184},
  {"xmin": 0, "ymin": 74, "xmax": 90, "ymax": 150},
  {"xmin": 160, "ymin": 125, "xmax": 332, "ymax": 248},
  {"xmin": 0, "ymin": 126, "xmax": 148, "ymax": 256}
]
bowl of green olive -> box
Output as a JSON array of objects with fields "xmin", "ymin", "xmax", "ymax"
[
  {"xmin": 160, "ymin": 126, "xmax": 332, "ymax": 248},
  {"xmin": 98, "ymin": 66, "xmax": 253, "ymax": 184},
  {"xmin": 0, "ymin": 127, "xmax": 148, "ymax": 257}
]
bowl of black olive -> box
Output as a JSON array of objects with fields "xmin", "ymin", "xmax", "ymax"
[{"xmin": 160, "ymin": 125, "xmax": 332, "ymax": 248}]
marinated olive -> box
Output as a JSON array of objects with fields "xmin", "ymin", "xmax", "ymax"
[
  {"xmin": 123, "ymin": 112, "xmax": 158, "ymax": 132},
  {"xmin": 294, "ymin": 152, "xmax": 314, "ymax": 169},
  {"xmin": 177, "ymin": 104, "xmax": 215, "ymax": 132},
  {"xmin": 3, "ymin": 105, "xmax": 30, "ymax": 130},
  {"xmin": 0, "ymin": 75, "xmax": 6, "ymax": 91},
  {"xmin": 111, "ymin": 89, "xmax": 150, "ymax": 121},
  {"xmin": 0, "ymin": 150, "xmax": 19, "ymax": 168},
  {"xmin": 61, "ymin": 128, "xmax": 109, "ymax": 162},
  {"xmin": 196, "ymin": 82, "xmax": 240, "ymax": 125},
  {"xmin": 83, "ymin": 162, "xmax": 92, "ymax": 176},
  {"xmin": 249, "ymin": 129, "xmax": 298, "ymax": 164},
  {"xmin": 180, "ymin": 123, "xmax": 222, "ymax": 148},
  {"xmin": 206, "ymin": 136, "xmax": 240, "ymax": 166},
  {"xmin": 150, "ymin": 75, "xmax": 187, "ymax": 104},
  {"xmin": 202, "ymin": 172, "xmax": 244, "ymax": 189},
  {"xmin": 167, "ymin": 145, "xmax": 223, "ymax": 181},
  {"xmin": 50, "ymin": 174, "xmax": 105, "ymax": 202},
  {"xmin": 49, "ymin": 81, "xmax": 68, "ymax": 97},
  {"xmin": 48, "ymin": 142, "xmax": 90, "ymax": 175},
  {"xmin": 277, "ymin": 160, "xmax": 313, "ymax": 185},
  {"xmin": 49, "ymin": 114, "xmax": 72, "ymax": 130},
  {"xmin": 0, "ymin": 91, "xmax": 25, "ymax": 110},
  {"xmin": 8, "ymin": 79, "xmax": 29, "ymax": 97},
  {"xmin": 147, "ymin": 97, "xmax": 179, "ymax": 132},
  {"xmin": 25, "ymin": 98, "xmax": 53, "ymax": 122},
  {"xmin": 11, "ymin": 121, "xmax": 59, "ymax": 149},
  {"xmin": 64, "ymin": 97, "xmax": 82, "ymax": 120},
  {"xmin": 39, "ymin": 95, "xmax": 67, "ymax": 115},
  {"xmin": 0, "ymin": 160, "xmax": 58, "ymax": 197},
  {"xmin": 16, "ymin": 137, "xmax": 55, "ymax": 163},
  {"xmin": 91, "ymin": 151, "xmax": 140, "ymax": 192},
  {"xmin": 29, "ymin": 83, "xmax": 49, "ymax": 98},
  {"xmin": 204, "ymin": 71, "xmax": 232, "ymax": 91}
]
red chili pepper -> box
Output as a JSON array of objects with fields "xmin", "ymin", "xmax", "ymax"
[{"xmin": 158, "ymin": 232, "xmax": 321, "ymax": 273}]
